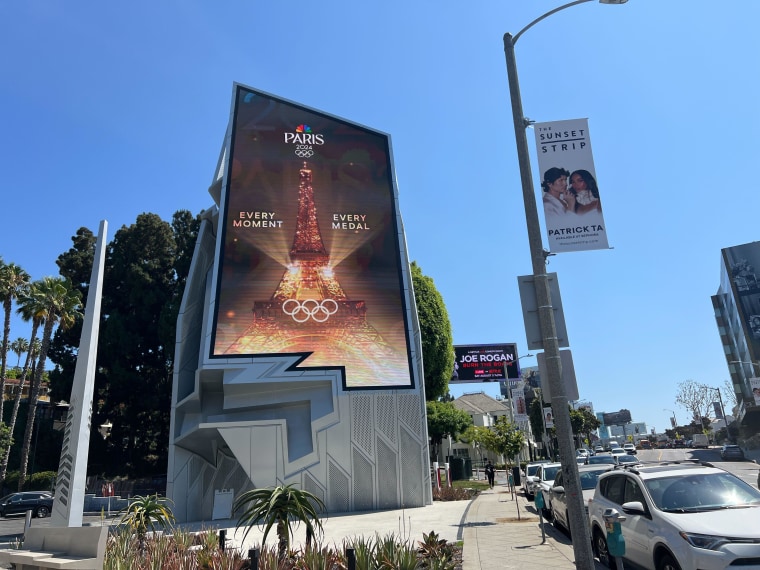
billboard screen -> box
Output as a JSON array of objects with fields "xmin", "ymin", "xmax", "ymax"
[
  {"xmin": 533, "ymin": 118, "xmax": 609, "ymax": 253},
  {"xmin": 602, "ymin": 409, "xmax": 632, "ymax": 426},
  {"xmin": 450, "ymin": 344, "xmax": 520, "ymax": 383},
  {"xmin": 210, "ymin": 85, "xmax": 415, "ymax": 390}
]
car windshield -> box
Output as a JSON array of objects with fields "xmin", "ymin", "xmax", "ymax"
[
  {"xmin": 579, "ymin": 469, "xmax": 609, "ymax": 490},
  {"xmin": 543, "ymin": 466, "xmax": 561, "ymax": 481},
  {"xmin": 646, "ymin": 473, "xmax": 760, "ymax": 512},
  {"xmin": 527, "ymin": 465, "xmax": 542, "ymax": 477}
]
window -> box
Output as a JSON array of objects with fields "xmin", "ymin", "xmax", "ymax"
[{"xmin": 601, "ymin": 474, "xmax": 625, "ymax": 505}]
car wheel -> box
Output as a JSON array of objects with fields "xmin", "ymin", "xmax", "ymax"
[
  {"xmin": 657, "ymin": 552, "xmax": 681, "ymax": 570},
  {"xmin": 593, "ymin": 527, "xmax": 616, "ymax": 569},
  {"xmin": 35, "ymin": 505, "xmax": 50, "ymax": 518}
]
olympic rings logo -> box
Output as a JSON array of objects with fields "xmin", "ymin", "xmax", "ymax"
[
  {"xmin": 295, "ymin": 147, "xmax": 314, "ymax": 158},
  {"xmin": 282, "ymin": 299, "xmax": 338, "ymax": 323}
]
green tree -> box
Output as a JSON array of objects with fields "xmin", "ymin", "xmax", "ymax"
[
  {"xmin": 0, "ymin": 261, "xmax": 31, "ymax": 404},
  {"xmin": 426, "ymin": 401, "xmax": 472, "ymax": 460},
  {"xmin": 529, "ymin": 396, "xmax": 545, "ymax": 442},
  {"xmin": 16, "ymin": 277, "xmax": 82, "ymax": 489},
  {"xmin": 486, "ymin": 416, "xmax": 524, "ymax": 466},
  {"xmin": 48, "ymin": 212, "xmax": 199, "ymax": 477},
  {"xmin": 410, "ymin": 262, "xmax": 454, "ymax": 401},
  {"xmin": 234, "ymin": 484, "xmax": 325, "ymax": 560},
  {"xmin": 460, "ymin": 425, "xmax": 494, "ymax": 465}
]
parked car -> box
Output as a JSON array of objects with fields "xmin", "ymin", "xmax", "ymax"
[
  {"xmin": 549, "ymin": 464, "xmax": 613, "ymax": 535},
  {"xmin": 534, "ymin": 462, "xmax": 562, "ymax": 518},
  {"xmin": 588, "ymin": 461, "xmax": 760, "ymax": 569},
  {"xmin": 721, "ymin": 444, "xmax": 746, "ymax": 461},
  {"xmin": 0, "ymin": 492, "xmax": 54, "ymax": 518},
  {"xmin": 594, "ymin": 445, "xmax": 604, "ymax": 454},
  {"xmin": 639, "ymin": 440, "xmax": 652, "ymax": 450},
  {"xmin": 623, "ymin": 443, "xmax": 637, "ymax": 455},
  {"xmin": 522, "ymin": 461, "xmax": 549, "ymax": 499},
  {"xmin": 576, "ymin": 448, "xmax": 590, "ymax": 459}
]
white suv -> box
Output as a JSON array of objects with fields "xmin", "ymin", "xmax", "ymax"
[
  {"xmin": 588, "ymin": 461, "xmax": 760, "ymax": 569},
  {"xmin": 534, "ymin": 462, "xmax": 562, "ymax": 518}
]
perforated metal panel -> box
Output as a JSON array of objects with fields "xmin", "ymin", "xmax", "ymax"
[
  {"xmin": 400, "ymin": 426, "xmax": 424, "ymax": 506},
  {"xmin": 351, "ymin": 449, "xmax": 374, "ymax": 511},
  {"xmin": 303, "ymin": 472, "xmax": 325, "ymax": 505},
  {"xmin": 397, "ymin": 394, "xmax": 422, "ymax": 436},
  {"xmin": 376, "ymin": 437, "xmax": 398, "ymax": 509},
  {"xmin": 351, "ymin": 395, "xmax": 373, "ymax": 455},
  {"xmin": 376, "ymin": 394, "xmax": 396, "ymax": 444},
  {"xmin": 328, "ymin": 460, "xmax": 350, "ymax": 512}
]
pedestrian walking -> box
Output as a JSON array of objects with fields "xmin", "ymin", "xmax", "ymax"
[{"xmin": 485, "ymin": 460, "xmax": 495, "ymax": 489}]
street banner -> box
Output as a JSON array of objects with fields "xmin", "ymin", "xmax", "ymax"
[
  {"xmin": 544, "ymin": 406, "xmax": 554, "ymax": 429},
  {"xmin": 751, "ymin": 377, "xmax": 760, "ymax": 406},
  {"xmin": 533, "ymin": 118, "xmax": 609, "ymax": 253},
  {"xmin": 512, "ymin": 388, "xmax": 528, "ymax": 422}
]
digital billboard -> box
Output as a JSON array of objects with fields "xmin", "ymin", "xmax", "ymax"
[
  {"xmin": 602, "ymin": 409, "xmax": 632, "ymax": 426},
  {"xmin": 450, "ymin": 344, "xmax": 520, "ymax": 383},
  {"xmin": 210, "ymin": 85, "xmax": 415, "ymax": 390}
]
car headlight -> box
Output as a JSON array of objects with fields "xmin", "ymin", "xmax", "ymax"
[{"xmin": 679, "ymin": 532, "xmax": 730, "ymax": 551}]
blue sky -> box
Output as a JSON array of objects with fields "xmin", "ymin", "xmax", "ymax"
[{"xmin": 2, "ymin": 1, "xmax": 758, "ymax": 434}]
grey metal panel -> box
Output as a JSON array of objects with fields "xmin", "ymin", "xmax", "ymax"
[{"xmin": 376, "ymin": 437, "xmax": 398, "ymax": 510}]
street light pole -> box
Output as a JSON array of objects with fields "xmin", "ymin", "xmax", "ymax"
[{"xmin": 502, "ymin": 3, "xmax": 625, "ymax": 567}]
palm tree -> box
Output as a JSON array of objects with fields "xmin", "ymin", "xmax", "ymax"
[
  {"xmin": 0, "ymin": 261, "xmax": 31, "ymax": 407},
  {"xmin": 9, "ymin": 337, "xmax": 29, "ymax": 372},
  {"xmin": 16, "ymin": 277, "xmax": 82, "ymax": 490},
  {"xmin": 234, "ymin": 484, "xmax": 325, "ymax": 560},
  {"xmin": 118, "ymin": 494, "xmax": 175, "ymax": 554},
  {"xmin": 0, "ymin": 316, "xmax": 42, "ymax": 484}
]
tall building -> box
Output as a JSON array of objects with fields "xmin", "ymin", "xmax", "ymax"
[{"xmin": 712, "ymin": 241, "xmax": 760, "ymax": 434}]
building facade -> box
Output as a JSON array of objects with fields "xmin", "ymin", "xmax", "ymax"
[{"xmin": 712, "ymin": 241, "xmax": 760, "ymax": 436}]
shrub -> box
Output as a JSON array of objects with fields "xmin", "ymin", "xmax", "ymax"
[{"xmin": 432, "ymin": 486, "xmax": 478, "ymax": 501}]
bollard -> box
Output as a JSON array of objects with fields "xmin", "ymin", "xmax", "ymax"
[
  {"xmin": 248, "ymin": 548, "xmax": 259, "ymax": 570},
  {"xmin": 219, "ymin": 529, "xmax": 226, "ymax": 552},
  {"xmin": 346, "ymin": 547, "xmax": 356, "ymax": 570}
]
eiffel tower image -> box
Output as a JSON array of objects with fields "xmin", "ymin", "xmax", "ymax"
[{"xmin": 224, "ymin": 162, "xmax": 402, "ymax": 385}]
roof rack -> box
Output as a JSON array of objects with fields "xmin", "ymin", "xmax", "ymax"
[{"xmin": 611, "ymin": 459, "xmax": 715, "ymax": 474}]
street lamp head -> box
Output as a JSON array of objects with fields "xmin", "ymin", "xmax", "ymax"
[{"xmin": 600, "ymin": 0, "xmax": 628, "ymax": 4}]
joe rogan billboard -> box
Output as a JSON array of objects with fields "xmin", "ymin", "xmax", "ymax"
[
  {"xmin": 210, "ymin": 85, "xmax": 416, "ymax": 390},
  {"xmin": 450, "ymin": 344, "xmax": 520, "ymax": 383}
]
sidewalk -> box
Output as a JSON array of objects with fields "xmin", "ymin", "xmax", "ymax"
[
  {"xmin": 461, "ymin": 484, "xmax": 605, "ymax": 570},
  {"xmin": 182, "ymin": 477, "xmax": 600, "ymax": 569}
]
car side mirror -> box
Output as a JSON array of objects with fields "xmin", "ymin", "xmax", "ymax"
[
  {"xmin": 621, "ymin": 501, "xmax": 648, "ymax": 517},
  {"xmin": 552, "ymin": 485, "xmax": 565, "ymax": 494}
]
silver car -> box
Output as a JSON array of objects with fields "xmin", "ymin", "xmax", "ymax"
[{"xmin": 549, "ymin": 464, "xmax": 613, "ymax": 534}]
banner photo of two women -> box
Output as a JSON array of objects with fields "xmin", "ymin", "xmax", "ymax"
[
  {"xmin": 534, "ymin": 118, "xmax": 609, "ymax": 253},
  {"xmin": 450, "ymin": 343, "xmax": 520, "ymax": 383}
]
